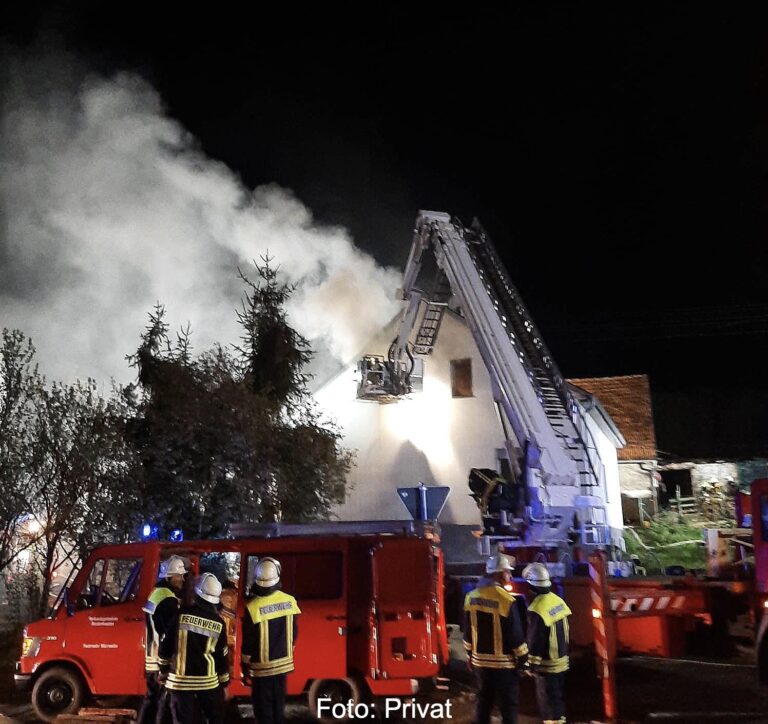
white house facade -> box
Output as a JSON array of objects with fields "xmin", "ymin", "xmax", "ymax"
[{"xmin": 315, "ymin": 308, "xmax": 625, "ymax": 544}]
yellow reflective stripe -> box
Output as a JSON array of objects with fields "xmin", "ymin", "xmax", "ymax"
[
  {"xmin": 549, "ymin": 624, "xmax": 558, "ymax": 663},
  {"xmin": 287, "ymin": 614, "xmax": 293, "ymax": 651},
  {"xmin": 204, "ymin": 632, "xmax": 216, "ymax": 678},
  {"xmin": 178, "ymin": 630, "xmax": 187, "ymax": 677},
  {"xmin": 149, "ymin": 587, "xmax": 178, "ymax": 605},
  {"xmin": 248, "ymin": 656, "xmax": 295, "ymax": 677},
  {"xmin": 469, "ymin": 654, "xmax": 518, "ymax": 669},
  {"xmin": 167, "ymin": 673, "xmax": 219, "ymax": 684},
  {"xmin": 472, "ymin": 651, "xmax": 515, "ymax": 660},
  {"xmin": 165, "ymin": 673, "xmax": 220, "ymax": 691},
  {"xmin": 250, "ymin": 662, "xmax": 294, "ymax": 677},
  {"xmin": 528, "ymin": 593, "xmax": 571, "ymax": 626},
  {"xmin": 470, "ymin": 609, "xmax": 478, "ymax": 651},
  {"xmin": 249, "ymin": 653, "xmax": 293, "ymax": 667},
  {"xmin": 532, "ymin": 655, "xmax": 569, "ymax": 673},
  {"xmin": 247, "ymin": 592, "xmax": 300, "ymax": 623},
  {"xmin": 492, "ymin": 608, "xmax": 502, "ymax": 655},
  {"xmin": 259, "ymin": 620, "xmax": 268, "ymax": 663}
]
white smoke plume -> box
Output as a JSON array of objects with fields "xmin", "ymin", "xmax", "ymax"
[{"xmin": 0, "ymin": 53, "xmax": 402, "ymax": 385}]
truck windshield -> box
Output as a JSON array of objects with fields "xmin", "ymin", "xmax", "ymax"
[
  {"xmin": 75, "ymin": 557, "xmax": 143, "ymax": 610},
  {"xmin": 48, "ymin": 561, "xmax": 82, "ymax": 618}
]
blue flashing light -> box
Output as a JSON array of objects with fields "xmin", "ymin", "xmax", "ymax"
[
  {"xmin": 169, "ymin": 528, "xmax": 184, "ymax": 543},
  {"xmin": 141, "ymin": 523, "xmax": 159, "ymax": 540}
]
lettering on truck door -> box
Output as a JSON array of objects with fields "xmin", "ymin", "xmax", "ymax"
[{"xmin": 66, "ymin": 555, "xmax": 146, "ymax": 695}]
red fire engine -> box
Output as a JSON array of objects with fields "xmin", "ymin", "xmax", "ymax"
[
  {"xmin": 15, "ymin": 521, "xmax": 448, "ymax": 722},
  {"xmin": 356, "ymin": 210, "xmax": 768, "ymax": 714}
]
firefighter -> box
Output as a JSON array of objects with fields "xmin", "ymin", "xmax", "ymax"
[
  {"xmin": 241, "ymin": 557, "xmax": 301, "ymax": 724},
  {"xmin": 463, "ymin": 552, "xmax": 528, "ymax": 724},
  {"xmin": 158, "ymin": 572, "xmax": 230, "ymax": 724},
  {"xmin": 138, "ymin": 555, "xmax": 187, "ymax": 724},
  {"xmin": 522, "ymin": 563, "xmax": 572, "ymax": 724}
]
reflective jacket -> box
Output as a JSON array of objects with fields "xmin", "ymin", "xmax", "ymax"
[
  {"xmin": 142, "ymin": 583, "xmax": 179, "ymax": 673},
  {"xmin": 526, "ymin": 591, "xmax": 571, "ymax": 674},
  {"xmin": 241, "ymin": 590, "xmax": 301, "ymax": 678},
  {"xmin": 463, "ymin": 581, "xmax": 528, "ymax": 669},
  {"xmin": 158, "ymin": 598, "xmax": 230, "ymax": 691}
]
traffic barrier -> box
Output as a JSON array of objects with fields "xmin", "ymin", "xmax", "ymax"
[
  {"xmin": 589, "ymin": 551, "xmax": 617, "ymax": 722},
  {"xmin": 610, "ymin": 593, "xmax": 687, "ymax": 614}
]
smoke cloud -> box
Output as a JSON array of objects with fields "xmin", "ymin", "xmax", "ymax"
[{"xmin": 0, "ymin": 53, "xmax": 402, "ymax": 385}]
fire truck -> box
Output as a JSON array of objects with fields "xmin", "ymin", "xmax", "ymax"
[
  {"xmin": 358, "ymin": 210, "xmax": 618, "ymax": 554},
  {"xmin": 15, "ymin": 521, "xmax": 448, "ymax": 722},
  {"xmin": 355, "ymin": 211, "xmax": 768, "ymax": 701}
]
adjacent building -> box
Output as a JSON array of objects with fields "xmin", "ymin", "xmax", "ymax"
[{"xmin": 568, "ymin": 375, "xmax": 659, "ymax": 523}]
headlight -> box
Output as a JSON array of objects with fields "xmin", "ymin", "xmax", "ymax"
[{"xmin": 21, "ymin": 637, "xmax": 41, "ymax": 658}]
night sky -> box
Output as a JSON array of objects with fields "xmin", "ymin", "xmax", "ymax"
[{"xmin": 4, "ymin": 4, "xmax": 768, "ymax": 459}]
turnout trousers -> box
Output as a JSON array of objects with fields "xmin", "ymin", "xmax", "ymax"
[
  {"xmin": 251, "ymin": 674, "xmax": 287, "ymax": 724},
  {"xmin": 475, "ymin": 668, "xmax": 519, "ymax": 724},
  {"xmin": 534, "ymin": 672, "xmax": 566, "ymax": 723},
  {"xmin": 169, "ymin": 687, "xmax": 224, "ymax": 724},
  {"xmin": 137, "ymin": 673, "xmax": 171, "ymax": 724}
]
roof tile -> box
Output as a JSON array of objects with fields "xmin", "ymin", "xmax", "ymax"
[{"xmin": 567, "ymin": 374, "xmax": 657, "ymax": 461}]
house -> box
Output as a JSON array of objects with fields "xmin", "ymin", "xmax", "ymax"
[
  {"xmin": 567, "ymin": 375, "xmax": 659, "ymax": 523},
  {"xmin": 314, "ymin": 306, "xmax": 626, "ymax": 559}
]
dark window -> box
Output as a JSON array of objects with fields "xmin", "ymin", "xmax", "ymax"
[
  {"xmin": 77, "ymin": 559, "xmax": 106, "ymax": 610},
  {"xmin": 451, "ymin": 358, "xmax": 473, "ymax": 398},
  {"xmin": 102, "ymin": 558, "xmax": 143, "ymax": 605},
  {"xmin": 77, "ymin": 557, "xmax": 142, "ymax": 608},
  {"xmin": 246, "ymin": 552, "xmax": 342, "ymax": 601},
  {"xmin": 660, "ymin": 469, "xmax": 692, "ymax": 506},
  {"xmin": 199, "ymin": 552, "xmax": 241, "ymax": 585}
]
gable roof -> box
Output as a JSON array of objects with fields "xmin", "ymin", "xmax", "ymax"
[
  {"xmin": 566, "ymin": 383, "xmax": 626, "ymax": 448},
  {"xmin": 567, "ymin": 374, "xmax": 657, "ymax": 461}
]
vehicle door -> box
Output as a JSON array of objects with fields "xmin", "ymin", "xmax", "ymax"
[
  {"xmin": 65, "ymin": 553, "xmax": 146, "ymax": 695},
  {"xmin": 243, "ymin": 547, "xmax": 347, "ymax": 693},
  {"xmin": 371, "ymin": 538, "xmax": 439, "ymax": 679}
]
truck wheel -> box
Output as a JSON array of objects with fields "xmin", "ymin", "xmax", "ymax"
[
  {"xmin": 32, "ymin": 666, "xmax": 86, "ymax": 722},
  {"xmin": 308, "ymin": 677, "xmax": 364, "ymax": 719}
]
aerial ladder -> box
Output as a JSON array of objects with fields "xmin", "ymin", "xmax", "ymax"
[{"xmin": 358, "ymin": 211, "xmax": 613, "ymax": 552}]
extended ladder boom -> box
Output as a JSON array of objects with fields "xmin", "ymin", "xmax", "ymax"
[{"xmin": 390, "ymin": 212, "xmax": 609, "ymax": 532}]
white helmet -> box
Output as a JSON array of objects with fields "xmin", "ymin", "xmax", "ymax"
[
  {"xmin": 522, "ymin": 562, "xmax": 551, "ymax": 589},
  {"xmin": 485, "ymin": 553, "xmax": 515, "ymax": 575},
  {"xmin": 255, "ymin": 557, "xmax": 282, "ymax": 588},
  {"xmin": 195, "ymin": 572, "xmax": 222, "ymax": 605},
  {"xmin": 163, "ymin": 555, "xmax": 187, "ymax": 579}
]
